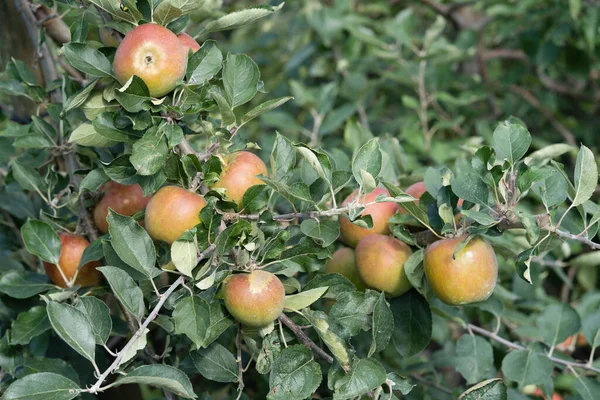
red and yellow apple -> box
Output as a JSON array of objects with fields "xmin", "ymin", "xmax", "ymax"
[
  {"xmin": 424, "ymin": 236, "xmax": 497, "ymax": 305},
  {"xmin": 355, "ymin": 234, "xmax": 413, "ymax": 298},
  {"xmin": 324, "ymin": 247, "xmax": 365, "ymax": 290},
  {"xmin": 223, "ymin": 270, "xmax": 285, "ymax": 327},
  {"xmin": 113, "ymin": 23, "xmax": 186, "ymax": 98},
  {"xmin": 144, "ymin": 186, "xmax": 207, "ymax": 244},
  {"xmin": 211, "ymin": 151, "xmax": 268, "ymax": 207},
  {"xmin": 43, "ymin": 233, "xmax": 101, "ymax": 288},
  {"xmin": 177, "ymin": 32, "xmax": 200, "ymax": 54},
  {"xmin": 339, "ymin": 188, "xmax": 399, "ymax": 248},
  {"xmin": 93, "ymin": 181, "xmax": 151, "ymax": 234}
]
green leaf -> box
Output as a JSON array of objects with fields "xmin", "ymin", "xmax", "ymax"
[
  {"xmin": 329, "ymin": 357, "xmax": 386, "ymax": 400},
  {"xmin": 47, "ymin": 302, "xmax": 96, "ymax": 365},
  {"xmin": 88, "ymin": 0, "xmax": 139, "ymax": 24},
  {"xmin": 107, "ymin": 211, "xmax": 157, "ymax": 278},
  {"xmin": 114, "ymin": 76, "xmax": 152, "ymax": 112},
  {"xmin": 369, "ymin": 292, "xmax": 394, "ymax": 357},
  {"xmin": 454, "ymin": 335, "xmax": 494, "ymax": 384},
  {"xmin": 267, "ymin": 345, "xmax": 322, "ymax": 400},
  {"xmin": 98, "ymin": 266, "xmax": 145, "ymax": 321},
  {"xmin": 403, "ymin": 249, "xmax": 426, "ymax": 293},
  {"xmin": 390, "ymin": 290, "xmax": 432, "ymax": 358},
  {"xmin": 63, "ymin": 43, "xmax": 114, "ymax": 78},
  {"xmin": 536, "ymin": 303, "xmax": 581, "ymax": 348},
  {"xmin": 241, "ymin": 185, "xmax": 269, "ymax": 212},
  {"xmin": 74, "ymin": 297, "xmax": 112, "ymax": 345},
  {"xmin": 93, "ymin": 112, "xmax": 135, "ymax": 143},
  {"xmin": 240, "ymin": 97, "xmax": 294, "ymax": 128},
  {"xmin": 303, "ymin": 310, "xmax": 350, "ymax": 369},
  {"xmin": 582, "ymin": 310, "xmax": 600, "ymax": 349},
  {"xmin": 191, "ymin": 342, "xmax": 238, "ymax": 383},
  {"xmin": 461, "ymin": 210, "xmax": 498, "ymax": 226},
  {"xmin": 223, "ymin": 53, "xmax": 260, "ymax": 108},
  {"xmin": 20, "ymin": 219, "xmax": 61, "ymax": 264},
  {"xmin": 11, "ymin": 159, "xmax": 48, "ymax": 195},
  {"xmin": 69, "ymin": 123, "xmax": 118, "ymax": 147},
  {"xmin": 62, "ymin": 79, "xmax": 99, "ymax": 114},
  {"xmin": 572, "ymin": 145, "xmax": 598, "ymax": 207},
  {"xmin": 11, "ymin": 306, "xmax": 51, "ymax": 345},
  {"xmin": 18, "ymin": 358, "xmax": 79, "ymax": 384},
  {"xmin": 114, "ymin": 365, "xmax": 197, "ymax": 399},
  {"xmin": 163, "ymin": 123, "xmax": 184, "ymax": 148},
  {"xmin": 574, "ymin": 376, "xmax": 600, "ymax": 400},
  {"xmin": 173, "ymin": 296, "xmax": 210, "ymax": 348},
  {"xmin": 352, "ymin": 139, "xmax": 382, "ymax": 187},
  {"xmin": 2, "ymin": 372, "xmax": 80, "ymax": 400},
  {"xmin": 452, "ymin": 172, "xmax": 490, "ymax": 206},
  {"xmin": 458, "ymin": 378, "xmax": 507, "ymax": 400},
  {"xmin": 534, "ymin": 169, "xmax": 568, "ymax": 208},
  {"xmin": 271, "ymin": 133, "xmax": 296, "ymax": 182},
  {"xmin": 130, "ymin": 130, "xmax": 169, "ymax": 176},
  {"xmin": 203, "ymin": 302, "xmax": 234, "ymax": 347},
  {"xmin": 171, "ymin": 239, "xmax": 197, "ymax": 277},
  {"xmin": 493, "ymin": 121, "xmax": 531, "ymax": 165},
  {"xmin": 501, "ymin": 349, "xmax": 553, "ymax": 387},
  {"xmin": 210, "ymin": 87, "xmax": 236, "ymax": 127},
  {"xmin": 0, "ymin": 271, "xmax": 53, "ymax": 299},
  {"xmin": 187, "ymin": 40, "xmax": 223, "ymax": 85},
  {"xmin": 154, "ymin": 0, "xmax": 205, "ymax": 26},
  {"xmin": 202, "ymin": 3, "xmax": 284, "ymax": 34},
  {"xmin": 300, "ymin": 219, "xmax": 339, "ymax": 247},
  {"xmin": 329, "ymin": 291, "xmax": 378, "ymax": 339},
  {"xmin": 284, "ymin": 287, "xmax": 328, "ymax": 311}
]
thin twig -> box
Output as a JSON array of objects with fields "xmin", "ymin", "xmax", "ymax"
[
  {"xmin": 279, "ymin": 314, "xmax": 334, "ymax": 364},
  {"xmin": 235, "ymin": 325, "xmax": 244, "ymax": 400},
  {"xmin": 468, "ymin": 324, "xmax": 600, "ymax": 374}
]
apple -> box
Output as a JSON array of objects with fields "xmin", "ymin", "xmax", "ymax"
[
  {"xmin": 43, "ymin": 233, "xmax": 101, "ymax": 288},
  {"xmin": 144, "ymin": 186, "xmax": 207, "ymax": 244},
  {"xmin": 339, "ymin": 187, "xmax": 399, "ymax": 248},
  {"xmin": 223, "ymin": 270, "xmax": 285, "ymax": 327},
  {"xmin": 177, "ymin": 32, "xmax": 200, "ymax": 54},
  {"xmin": 424, "ymin": 236, "xmax": 497, "ymax": 305},
  {"xmin": 99, "ymin": 28, "xmax": 119, "ymax": 48},
  {"xmin": 113, "ymin": 23, "xmax": 186, "ymax": 98},
  {"xmin": 211, "ymin": 151, "xmax": 268, "ymax": 207},
  {"xmin": 324, "ymin": 247, "xmax": 365, "ymax": 290},
  {"xmin": 93, "ymin": 181, "xmax": 151, "ymax": 234},
  {"xmin": 355, "ymin": 234, "xmax": 413, "ymax": 298}
]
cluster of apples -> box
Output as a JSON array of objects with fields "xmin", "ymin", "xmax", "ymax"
[{"xmin": 327, "ymin": 182, "xmax": 498, "ymax": 305}]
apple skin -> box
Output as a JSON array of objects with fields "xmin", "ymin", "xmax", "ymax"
[
  {"xmin": 223, "ymin": 270, "xmax": 285, "ymax": 327},
  {"xmin": 99, "ymin": 28, "xmax": 119, "ymax": 48},
  {"xmin": 177, "ymin": 32, "xmax": 200, "ymax": 53},
  {"xmin": 113, "ymin": 23, "xmax": 186, "ymax": 98},
  {"xmin": 43, "ymin": 233, "xmax": 101, "ymax": 288},
  {"xmin": 93, "ymin": 182, "xmax": 151, "ymax": 234},
  {"xmin": 144, "ymin": 186, "xmax": 207, "ymax": 244},
  {"xmin": 211, "ymin": 152, "xmax": 268, "ymax": 207},
  {"xmin": 402, "ymin": 180, "xmax": 463, "ymax": 213},
  {"xmin": 355, "ymin": 234, "xmax": 413, "ymax": 298},
  {"xmin": 339, "ymin": 188, "xmax": 399, "ymax": 248},
  {"xmin": 324, "ymin": 247, "xmax": 366, "ymax": 291},
  {"xmin": 424, "ymin": 236, "xmax": 497, "ymax": 305}
]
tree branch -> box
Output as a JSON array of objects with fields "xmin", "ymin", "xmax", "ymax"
[
  {"xmin": 468, "ymin": 324, "xmax": 600, "ymax": 374},
  {"xmin": 279, "ymin": 314, "xmax": 334, "ymax": 364}
]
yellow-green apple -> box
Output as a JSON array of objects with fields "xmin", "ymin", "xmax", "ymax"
[
  {"xmin": 43, "ymin": 233, "xmax": 101, "ymax": 288},
  {"xmin": 144, "ymin": 186, "xmax": 207, "ymax": 244},
  {"xmin": 113, "ymin": 23, "xmax": 186, "ymax": 97},
  {"xmin": 211, "ymin": 151, "xmax": 267, "ymax": 207},
  {"xmin": 324, "ymin": 247, "xmax": 365, "ymax": 290},
  {"xmin": 339, "ymin": 188, "xmax": 399, "ymax": 247},
  {"xmin": 99, "ymin": 28, "xmax": 119, "ymax": 48},
  {"xmin": 223, "ymin": 270, "xmax": 285, "ymax": 327},
  {"xmin": 93, "ymin": 181, "xmax": 151, "ymax": 234},
  {"xmin": 424, "ymin": 236, "xmax": 497, "ymax": 305},
  {"xmin": 177, "ymin": 32, "xmax": 200, "ymax": 53},
  {"xmin": 355, "ymin": 234, "xmax": 413, "ymax": 297}
]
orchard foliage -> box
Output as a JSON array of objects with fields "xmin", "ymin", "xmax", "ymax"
[{"xmin": 0, "ymin": 1, "xmax": 599, "ymax": 400}]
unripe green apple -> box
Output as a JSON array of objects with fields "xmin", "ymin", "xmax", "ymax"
[
  {"xmin": 339, "ymin": 188, "xmax": 399, "ymax": 248},
  {"xmin": 93, "ymin": 181, "xmax": 151, "ymax": 234},
  {"xmin": 43, "ymin": 233, "xmax": 101, "ymax": 288},
  {"xmin": 99, "ymin": 28, "xmax": 119, "ymax": 48},
  {"xmin": 113, "ymin": 23, "xmax": 186, "ymax": 98},
  {"xmin": 355, "ymin": 234, "xmax": 413, "ymax": 298},
  {"xmin": 324, "ymin": 247, "xmax": 365, "ymax": 290},
  {"xmin": 223, "ymin": 270, "xmax": 285, "ymax": 327},
  {"xmin": 177, "ymin": 32, "xmax": 200, "ymax": 53},
  {"xmin": 144, "ymin": 186, "xmax": 207, "ymax": 244},
  {"xmin": 211, "ymin": 151, "xmax": 268, "ymax": 207},
  {"xmin": 424, "ymin": 236, "xmax": 498, "ymax": 305}
]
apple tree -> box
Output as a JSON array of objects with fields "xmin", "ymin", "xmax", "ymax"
[{"xmin": 0, "ymin": 1, "xmax": 599, "ymax": 399}]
